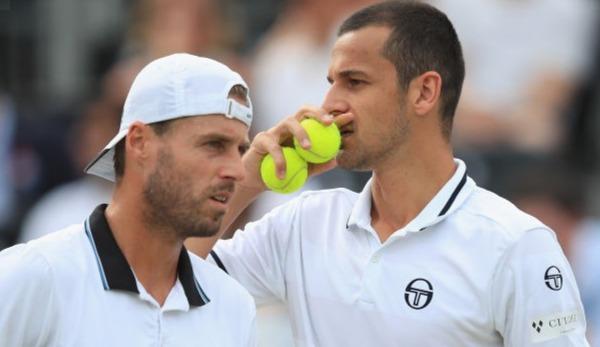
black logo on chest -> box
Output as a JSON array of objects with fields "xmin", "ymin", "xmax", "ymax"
[
  {"xmin": 404, "ymin": 278, "xmax": 433, "ymax": 309},
  {"xmin": 544, "ymin": 266, "xmax": 563, "ymax": 291}
]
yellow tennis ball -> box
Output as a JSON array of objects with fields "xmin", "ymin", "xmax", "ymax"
[
  {"xmin": 293, "ymin": 118, "xmax": 341, "ymax": 163},
  {"xmin": 260, "ymin": 147, "xmax": 308, "ymax": 194}
]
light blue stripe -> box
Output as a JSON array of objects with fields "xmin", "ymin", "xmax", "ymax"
[
  {"xmin": 194, "ymin": 278, "xmax": 210, "ymax": 303},
  {"xmin": 84, "ymin": 219, "xmax": 109, "ymax": 290}
]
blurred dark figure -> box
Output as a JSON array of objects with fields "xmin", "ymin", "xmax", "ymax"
[
  {"xmin": 566, "ymin": 10, "xmax": 600, "ymax": 174},
  {"xmin": 17, "ymin": 57, "xmax": 144, "ymax": 243},
  {"xmin": 505, "ymin": 160, "xmax": 600, "ymax": 345},
  {"xmin": 0, "ymin": 95, "xmax": 77, "ymax": 250},
  {"xmin": 0, "ymin": 94, "xmax": 17, "ymax": 249}
]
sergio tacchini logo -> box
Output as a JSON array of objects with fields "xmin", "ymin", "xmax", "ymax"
[
  {"xmin": 404, "ymin": 278, "xmax": 434, "ymax": 310},
  {"xmin": 544, "ymin": 266, "xmax": 563, "ymax": 291}
]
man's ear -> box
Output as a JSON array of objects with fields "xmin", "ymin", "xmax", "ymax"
[
  {"xmin": 124, "ymin": 122, "xmax": 153, "ymax": 170},
  {"xmin": 409, "ymin": 71, "xmax": 442, "ymax": 116}
]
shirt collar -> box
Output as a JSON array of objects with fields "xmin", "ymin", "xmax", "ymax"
[
  {"xmin": 84, "ymin": 204, "xmax": 209, "ymax": 307},
  {"xmin": 346, "ymin": 159, "xmax": 475, "ymax": 235}
]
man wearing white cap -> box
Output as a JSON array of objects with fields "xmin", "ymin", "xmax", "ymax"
[{"xmin": 0, "ymin": 53, "xmax": 256, "ymax": 346}]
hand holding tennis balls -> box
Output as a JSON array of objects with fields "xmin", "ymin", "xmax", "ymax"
[
  {"xmin": 293, "ymin": 118, "xmax": 341, "ymax": 163},
  {"xmin": 260, "ymin": 117, "xmax": 340, "ymax": 194},
  {"xmin": 260, "ymin": 147, "xmax": 308, "ymax": 194}
]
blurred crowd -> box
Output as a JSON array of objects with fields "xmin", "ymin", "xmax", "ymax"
[{"xmin": 1, "ymin": 0, "xmax": 599, "ymax": 345}]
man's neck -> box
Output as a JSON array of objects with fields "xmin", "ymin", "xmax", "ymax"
[
  {"xmin": 105, "ymin": 198, "xmax": 182, "ymax": 307},
  {"xmin": 370, "ymin": 146, "xmax": 456, "ymax": 243}
]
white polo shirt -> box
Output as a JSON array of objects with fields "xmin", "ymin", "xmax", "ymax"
[
  {"xmin": 0, "ymin": 205, "xmax": 256, "ymax": 347},
  {"xmin": 211, "ymin": 159, "xmax": 589, "ymax": 346}
]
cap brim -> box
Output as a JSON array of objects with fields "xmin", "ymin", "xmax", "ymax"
[{"xmin": 84, "ymin": 129, "xmax": 128, "ymax": 182}]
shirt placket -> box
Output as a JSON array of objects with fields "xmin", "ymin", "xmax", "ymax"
[{"xmin": 357, "ymin": 227, "xmax": 386, "ymax": 307}]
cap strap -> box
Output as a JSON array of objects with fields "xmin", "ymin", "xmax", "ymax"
[{"xmin": 225, "ymin": 99, "xmax": 252, "ymax": 127}]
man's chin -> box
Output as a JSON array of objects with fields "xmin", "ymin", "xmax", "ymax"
[
  {"xmin": 180, "ymin": 217, "xmax": 223, "ymax": 239},
  {"xmin": 182, "ymin": 227, "xmax": 220, "ymax": 239},
  {"xmin": 337, "ymin": 154, "xmax": 371, "ymax": 172}
]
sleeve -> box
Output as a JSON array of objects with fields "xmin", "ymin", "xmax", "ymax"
[
  {"xmin": 0, "ymin": 244, "xmax": 59, "ymax": 346},
  {"xmin": 210, "ymin": 198, "xmax": 301, "ymax": 305},
  {"xmin": 491, "ymin": 228, "xmax": 590, "ymax": 346}
]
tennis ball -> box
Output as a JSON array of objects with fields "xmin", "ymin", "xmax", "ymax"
[
  {"xmin": 260, "ymin": 147, "xmax": 308, "ymax": 194},
  {"xmin": 293, "ymin": 118, "xmax": 341, "ymax": 163}
]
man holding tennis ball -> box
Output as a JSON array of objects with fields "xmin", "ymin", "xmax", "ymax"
[
  {"xmin": 260, "ymin": 119, "xmax": 341, "ymax": 194},
  {"xmin": 189, "ymin": 1, "xmax": 588, "ymax": 346}
]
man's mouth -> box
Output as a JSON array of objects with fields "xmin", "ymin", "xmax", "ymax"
[
  {"xmin": 340, "ymin": 126, "xmax": 353, "ymax": 137},
  {"xmin": 209, "ymin": 185, "xmax": 234, "ymax": 205},
  {"xmin": 210, "ymin": 194, "xmax": 230, "ymax": 204}
]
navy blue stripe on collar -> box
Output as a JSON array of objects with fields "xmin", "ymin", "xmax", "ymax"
[
  {"xmin": 437, "ymin": 171, "xmax": 467, "ymax": 217},
  {"xmin": 209, "ymin": 250, "xmax": 228, "ymax": 274},
  {"xmin": 87, "ymin": 204, "xmax": 138, "ymax": 293},
  {"xmin": 178, "ymin": 248, "xmax": 210, "ymax": 307},
  {"xmin": 85, "ymin": 204, "xmax": 208, "ymax": 307}
]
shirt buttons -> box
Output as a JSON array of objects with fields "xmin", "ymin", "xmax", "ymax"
[{"xmin": 371, "ymin": 254, "xmax": 381, "ymax": 263}]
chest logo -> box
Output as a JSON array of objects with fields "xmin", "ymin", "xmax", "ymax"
[
  {"xmin": 544, "ymin": 266, "xmax": 563, "ymax": 291},
  {"xmin": 404, "ymin": 278, "xmax": 433, "ymax": 310}
]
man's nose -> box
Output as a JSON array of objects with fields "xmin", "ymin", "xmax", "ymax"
[
  {"xmin": 220, "ymin": 152, "xmax": 246, "ymax": 182},
  {"xmin": 321, "ymin": 86, "xmax": 349, "ymax": 116}
]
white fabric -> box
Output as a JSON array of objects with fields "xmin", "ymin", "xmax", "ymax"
[
  {"xmin": 0, "ymin": 225, "xmax": 256, "ymax": 347},
  {"xmin": 213, "ymin": 159, "xmax": 588, "ymax": 346},
  {"xmin": 120, "ymin": 55, "xmax": 252, "ymax": 130}
]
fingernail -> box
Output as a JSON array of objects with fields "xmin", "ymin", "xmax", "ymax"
[{"xmin": 302, "ymin": 139, "xmax": 311, "ymax": 148}]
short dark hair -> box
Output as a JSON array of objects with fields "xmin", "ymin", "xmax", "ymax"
[
  {"xmin": 339, "ymin": 1, "xmax": 465, "ymax": 139},
  {"xmin": 113, "ymin": 84, "xmax": 249, "ymax": 180},
  {"xmin": 228, "ymin": 84, "xmax": 249, "ymax": 105}
]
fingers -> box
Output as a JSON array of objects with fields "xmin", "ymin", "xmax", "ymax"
[
  {"xmin": 248, "ymin": 106, "xmax": 352, "ymax": 184},
  {"xmin": 296, "ymin": 106, "xmax": 336, "ymax": 126},
  {"xmin": 251, "ymin": 132, "xmax": 286, "ymax": 179},
  {"xmin": 333, "ymin": 112, "xmax": 353, "ymax": 128},
  {"xmin": 313, "ymin": 113, "xmax": 335, "ymax": 126},
  {"xmin": 276, "ymin": 117, "xmax": 310, "ymax": 149}
]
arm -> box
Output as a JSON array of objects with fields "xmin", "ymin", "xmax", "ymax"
[
  {"xmin": 492, "ymin": 228, "xmax": 589, "ymax": 346},
  {"xmin": 186, "ymin": 107, "xmax": 351, "ymax": 258}
]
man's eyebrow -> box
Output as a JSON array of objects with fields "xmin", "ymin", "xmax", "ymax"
[
  {"xmin": 327, "ymin": 69, "xmax": 369, "ymax": 83},
  {"xmin": 194, "ymin": 133, "xmax": 250, "ymax": 148},
  {"xmin": 193, "ymin": 133, "xmax": 234, "ymax": 143}
]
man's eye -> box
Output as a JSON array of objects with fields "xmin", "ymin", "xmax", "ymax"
[
  {"xmin": 207, "ymin": 141, "xmax": 225, "ymax": 150},
  {"xmin": 348, "ymin": 79, "xmax": 363, "ymax": 87}
]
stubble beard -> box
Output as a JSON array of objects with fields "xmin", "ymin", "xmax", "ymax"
[
  {"xmin": 337, "ymin": 107, "xmax": 410, "ymax": 171},
  {"xmin": 142, "ymin": 148, "xmax": 226, "ymax": 240}
]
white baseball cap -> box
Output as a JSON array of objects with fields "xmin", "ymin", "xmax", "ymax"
[{"xmin": 84, "ymin": 53, "xmax": 253, "ymax": 182}]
